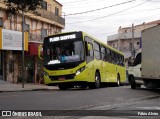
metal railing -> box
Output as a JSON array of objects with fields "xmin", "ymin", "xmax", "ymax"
[
  {"xmin": 34, "ymin": 8, "xmax": 65, "ymax": 26},
  {"xmin": 0, "ymin": 0, "xmax": 65, "ymax": 26}
]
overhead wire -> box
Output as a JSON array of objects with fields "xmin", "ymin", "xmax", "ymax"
[
  {"xmin": 66, "ymin": 0, "xmax": 151, "ymax": 24},
  {"xmin": 66, "ymin": 6, "xmax": 160, "ymax": 19},
  {"xmin": 62, "ymin": 0, "xmax": 91, "ymax": 4},
  {"xmin": 65, "ymin": 0, "xmax": 159, "ymax": 33},
  {"xmin": 65, "ymin": 0, "xmax": 136, "ymax": 16},
  {"xmin": 63, "ymin": 0, "xmax": 156, "ymax": 41}
]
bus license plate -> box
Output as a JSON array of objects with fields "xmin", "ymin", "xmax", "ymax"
[{"xmin": 58, "ymin": 77, "xmax": 65, "ymax": 81}]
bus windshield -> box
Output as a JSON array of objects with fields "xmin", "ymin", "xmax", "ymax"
[{"xmin": 44, "ymin": 40, "xmax": 85, "ymax": 65}]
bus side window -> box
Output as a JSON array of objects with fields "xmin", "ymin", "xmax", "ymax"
[
  {"xmin": 94, "ymin": 42, "xmax": 101, "ymax": 60},
  {"xmin": 111, "ymin": 51, "xmax": 115, "ymax": 64},
  {"xmin": 101, "ymin": 45, "xmax": 106, "ymax": 61},
  {"xmin": 85, "ymin": 41, "xmax": 94, "ymax": 63},
  {"xmin": 116, "ymin": 53, "xmax": 119, "ymax": 65},
  {"xmin": 122, "ymin": 56, "xmax": 125, "ymax": 66},
  {"xmin": 106, "ymin": 48, "xmax": 111, "ymax": 63},
  {"xmin": 118, "ymin": 54, "xmax": 121, "ymax": 65},
  {"xmin": 90, "ymin": 44, "xmax": 94, "ymax": 57},
  {"xmin": 120, "ymin": 55, "xmax": 124, "ymax": 66},
  {"xmin": 85, "ymin": 41, "xmax": 89, "ymax": 56},
  {"xmin": 85, "ymin": 41, "xmax": 93, "ymax": 57}
]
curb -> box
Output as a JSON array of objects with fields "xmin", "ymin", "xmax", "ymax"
[{"xmin": 0, "ymin": 88, "xmax": 56, "ymax": 93}]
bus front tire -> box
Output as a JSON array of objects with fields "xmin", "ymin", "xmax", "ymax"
[
  {"xmin": 89, "ymin": 72, "xmax": 101, "ymax": 89},
  {"xmin": 58, "ymin": 84, "xmax": 67, "ymax": 90}
]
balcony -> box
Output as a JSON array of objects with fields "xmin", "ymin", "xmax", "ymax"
[
  {"xmin": 34, "ymin": 8, "xmax": 65, "ymax": 26},
  {"xmin": 0, "ymin": 0, "xmax": 65, "ymax": 26}
]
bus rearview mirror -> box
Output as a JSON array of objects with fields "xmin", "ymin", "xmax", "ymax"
[{"xmin": 38, "ymin": 45, "xmax": 43, "ymax": 60}]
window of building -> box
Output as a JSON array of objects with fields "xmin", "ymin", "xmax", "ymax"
[
  {"xmin": 55, "ymin": 7, "xmax": 59, "ymax": 16},
  {"xmin": 129, "ymin": 42, "xmax": 132, "ymax": 51},
  {"xmin": 24, "ymin": 24, "xmax": 30, "ymax": 32},
  {"xmin": 41, "ymin": 28, "xmax": 47, "ymax": 36},
  {"xmin": 42, "ymin": 1, "xmax": 47, "ymax": 10},
  {"xmin": 112, "ymin": 43, "xmax": 115, "ymax": 48},
  {"xmin": 137, "ymin": 42, "xmax": 140, "ymax": 45},
  {"xmin": 0, "ymin": 18, "xmax": 3, "ymax": 27},
  {"xmin": 41, "ymin": 28, "xmax": 47, "ymax": 40}
]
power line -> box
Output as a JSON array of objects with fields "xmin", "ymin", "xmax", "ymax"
[
  {"xmin": 65, "ymin": 0, "xmax": 136, "ymax": 16},
  {"xmin": 62, "ymin": 0, "xmax": 91, "ymax": 4},
  {"xmin": 67, "ymin": 0, "xmax": 151, "ymax": 24},
  {"xmin": 66, "ymin": 6, "xmax": 160, "ymax": 19},
  {"xmin": 63, "ymin": 0, "xmax": 108, "ymax": 7}
]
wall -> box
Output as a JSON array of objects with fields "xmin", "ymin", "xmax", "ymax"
[
  {"xmin": 118, "ymin": 23, "xmax": 157, "ymax": 34},
  {"xmin": 45, "ymin": 0, "xmax": 63, "ymax": 16},
  {"xmin": 0, "ymin": 0, "xmax": 64, "ymax": 83}
]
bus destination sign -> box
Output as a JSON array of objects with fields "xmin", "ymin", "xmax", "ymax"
[{"xmin": 49, "ymin": 34, "xmax": 76, "ymax": 42}]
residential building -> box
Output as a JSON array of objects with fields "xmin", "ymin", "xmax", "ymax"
[
  {"xmin": 107, "ymin": 20, "xmax": 160, "ymax": 60},
  {"xmin": 0, "ymin": 0, "xmax": 65, "ymax": 83}
]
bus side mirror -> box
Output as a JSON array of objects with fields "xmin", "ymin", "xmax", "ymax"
[
  {"xmin": 87, "ymin": 43, "xmax": 91, "ymax": 51},
  {"xmin": 38, "ymin": 45, "xmax": 43, "ymax": 60}
]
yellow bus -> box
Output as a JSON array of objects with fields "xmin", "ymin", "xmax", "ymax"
[{"xmin": 40, "ymin": 31, "xmax": 126, "ymax": 90}]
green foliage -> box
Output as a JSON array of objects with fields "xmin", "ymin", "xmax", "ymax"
[{"xmin": 4, "ymin": 0, "xmax": 42, "ymax": 14}]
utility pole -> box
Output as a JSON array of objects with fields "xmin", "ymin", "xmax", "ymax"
[
  {"xmin": 22, "ymin": 11, "xmax": 25, "ymax": 88},
  {"xmin": 118, "ymin": 27, "xmax": 121, "ymax": 51},
  {"xmin": 131, "ymin": 23, "xmax": 135, "ymax": 57}
]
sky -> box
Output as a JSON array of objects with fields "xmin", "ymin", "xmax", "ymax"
[{"xmin": 58, "ymin": 0, "xmax": 160, "ymax": 43}]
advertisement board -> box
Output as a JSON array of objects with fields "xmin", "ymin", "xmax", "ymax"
[{"xmin": 0, "ymin": 28, "xmax": 28, "ymax": 51}]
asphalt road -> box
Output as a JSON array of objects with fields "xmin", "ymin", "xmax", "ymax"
[{"xmin": 0, "ymin": 86, "xmax": 160, "ymax": 119}]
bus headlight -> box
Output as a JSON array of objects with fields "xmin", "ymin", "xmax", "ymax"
[
  {"xmin": 76, "ymin": 67, "xmax": 85, "ymax": 76},
  {"xmin": 44, "ymin": 72, "xmax": 49, "ymax": 77}
]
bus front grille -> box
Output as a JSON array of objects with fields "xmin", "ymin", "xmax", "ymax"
[{"xmin": 49, "ymin": 74, "xmax": 75, "ymax": 81}]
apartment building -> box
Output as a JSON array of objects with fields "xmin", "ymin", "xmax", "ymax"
[
  {"xmin": 0, "ymin": 0, "xmax": 65, "ymax": 83},
  {"xmin": 107, "ymin": 20, "xmax": 160, "ymax": 59}
]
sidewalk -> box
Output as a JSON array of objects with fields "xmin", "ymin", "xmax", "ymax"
[{"xmin": 0, "ymin": 80, "xmax": 58, "ymax": 92}]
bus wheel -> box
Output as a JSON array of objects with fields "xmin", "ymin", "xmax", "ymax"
[
  {"xmin": 130, "ymin": 76, "xmax": 136, "ymax": 89},
  {"xmin": 58, "ymin": 84, "xmax": 67, "ymax": 90},
  {"xmin": 116, "ymin": 75, "xmax": 120, "ymax": 87},
  {"xmin": 89, "ymin": 72, "xmax": 101, "ymax": 89}
]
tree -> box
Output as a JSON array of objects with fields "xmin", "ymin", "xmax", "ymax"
[
  {"xmin": 3, "ymin": 0, "xmax": 42, "ymax": 88},
  {"xmin": 4, "ymin": 0, "xmax": 42, "ymax": 14}
]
